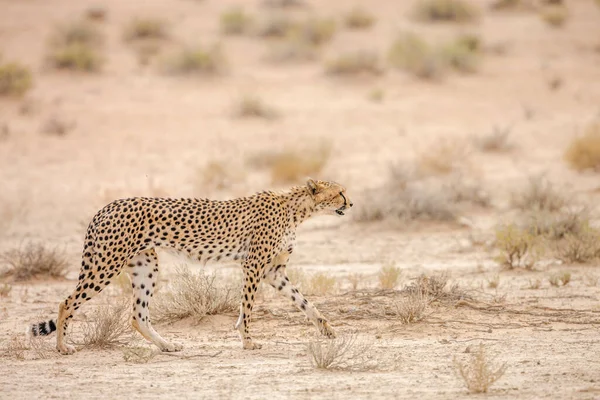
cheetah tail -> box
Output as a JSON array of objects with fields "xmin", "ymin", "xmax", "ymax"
[{"xmin": 29, "ymin": 319, "xmax": 57, "ymax": 337}]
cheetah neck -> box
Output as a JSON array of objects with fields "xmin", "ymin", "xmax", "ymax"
[{"xmin": 276, "ymin": 186, "xmax": 315, "ymax": 229}]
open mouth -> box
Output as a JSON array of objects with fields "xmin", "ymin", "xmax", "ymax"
[{"xmin": 335, "ymin": 209, "xmax": 345, "ymax": 216}]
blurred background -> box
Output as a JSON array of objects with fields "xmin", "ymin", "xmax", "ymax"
[{"xmin": 0, "ymin": 0, "xmax": 599, "ymax": 264}]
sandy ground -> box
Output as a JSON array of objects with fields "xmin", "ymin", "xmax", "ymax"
[{"xmin": 1, "ymin": 0, "xmax": 600, "ymax": 398}]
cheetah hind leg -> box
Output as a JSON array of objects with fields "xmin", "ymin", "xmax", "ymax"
[{"xmin": 127, "ymin": 250, "xmax": 182, "ymax": 352}]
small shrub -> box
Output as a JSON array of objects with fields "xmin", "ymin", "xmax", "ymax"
[
  {"xmin": 2, "ymin": 336, "xmax": 28, "ymax": 360},
  {"xmin": 0, "ymin": 283, "xmax": 11, "ymax": 297},
  {"xmin": 163, "ymin": 45, "xmax": 226, "ymax": 76},
  {"xmin": 347, "ymin": 273, "xmax": 363, "ymax": 290},
  {"xmin": 404, "ymin": 273, "xmax": 467, "ymax": 302},
  {"xmin": 441, "ymin": 34, "xmax": 480, "ymax": 73},
  {"xmin": 124, "ymin": 18, "xmax": 168, "ymax": 41},
  {"xmin": 50, "ymin": 21, "xmax": 104, "ymax": 48},
  {"xmin": 262, "ymin": 0, "xmax": 306, "ymax": 9},
  {"xmin": 527, "ymin": 279, "xmax": 541, "ymax": 289},
  {"xmin": 297, "ymin": 18, "xmax": 336, "ymax": 46},
  {"xmin": 454, "ymin": 344, "xmax": 507, "ymax": 393},
  {"xmin": 416, "ymin": 140, "xmax": 469, "ymax": 176},
  {"xmin": 220, "ymin": 8, "xmax": 253, "ymax": 35},
  {"xmin": 414, "ymin": 0, "xmax": 481, "ymax": 23},
  {"xmin": 525, "ymin": 209, "xmax": 590, "ymax": 240},
  {"xmin": 549, "ymin": 271, "xmax": 571, "ymax": 287},
  {"xmin": 378, "ymin": 264, "xmax": 401, "ymax": 289},
  {"xmin": 152, "ymin": 266, "xmax": 237, "ymax": 323},
  {"xmin": 555, "ymin": 227, "xmax": 600, "ymax": 264},
  {"xmin": 511, "ymin": 176, "xmax": 566, "ymax": 212},
  {"xmin": 123, "ymin": 346, "xmax": 157, "ymax": 363},
  {"xmin": 306, "ymin": 333, "xmax": 371, "ymax": 370},
  {"xmin": 494, "ymin": 224, "xmax": 539, "ymax": 269},
  {"xmin": 490, "ymin": 0, "xmax": 528, "ymax": 10},
  {"xmin": 266, "ymin": 143, "xmax": 331, "ymax": 184},
  {"xmin": 257, "ymin": 15, "xmax": 297, "ymax": 38},
  {"xmin": 307, "ymin": 272, "xmax": 337, "ymax": 296},
  {"xmin": 487, "ymin": 274, "xmax": 500, "ymax": 289},
  {"xmin": 0, "ymin": 242, "xmax": 68, "ymax": 281},
  {"xmin": 48, "ymin": 43, "xmax": 103, "ymax": 72},
  {"xmin": 388, "ymin": 33, "xmax": 444, "ymax": 80},
  {"xmin": 392, "ymin": 291, "xmax": 429, "ymax": 323},
  {"xmin": 233, "ymin": 94, "xmax": 279, "ymax": 119},
  {"xmin": 75, "ymin": 301, "xmax": 133, "ymax": 349},
  {"xmin": 326, "ymin": 51, "xmax": 382, "ymax": 76},
  {"xmin": 564, "ymin": 123, "xmax": 600, "ymax": 172},
  {"xmin": 473, "ymin": 125, "xmax": 512, "ymax": 152},
  {"xmin": 540, "ymin": 6, "xmax": 568, "ymax": 27},
  {"xmin": 0, "ymin": 62, "xmax": 33, "ymax": 97},
  {"xmin": 344, "ymin": 7, "xmax": 376, "ymax": 30}
]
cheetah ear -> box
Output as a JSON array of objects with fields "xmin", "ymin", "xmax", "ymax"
[{"xmin": 306, "ymin": 178, "xmax": 319, "ymax": 196}]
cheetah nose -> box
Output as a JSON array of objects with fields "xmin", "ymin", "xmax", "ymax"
[{"xmin": 349, "ymin": 202, "xmax": 353, "ymax": 208}]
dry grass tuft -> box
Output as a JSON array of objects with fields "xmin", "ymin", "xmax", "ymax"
[
  {"xmin": 414, "ymin": 0, "xmax": 481, "ymax": 23},
  {"xmin": 0, "ymin": 61, "xmax": 33, "ymax": 97},
  {"xmin": 220, "ymin": 8, "xmax": 253, "ymax": 35},
  {"xmin": 392, "ymin": 290, "xmax": 429, "ymax": 323},
  {"xmin": 511, "ymin": 176, "xmax": 566, "ymax": 213},
  {"xmin": 306, "ymin": 272, "xmax": 337, "ymax": 296},
  {"xmin": 344, "ymin": 7, "xmax": 376, "ymax": 30},
  {"xmin": 347, "ymin": 273, "xmax": 363, "ymax": 290},
  {"xmin": 388, "ymin": 33, "xmax": 444, "ymax": 80},
  {"xmin": 233, "ymin": 94, "xmax": 279, "ymax": 119},
  {"xmin": 47, "ymin": 21, "xmax": 104, "ymax": 72},
  {"xmin": 263, "ymin": 143, "xmax": 331, "ymax": 184},
  {"xmin": 555, "ymin": 226, "xmax": 600, "ymax": 264},
  {"xmin": 487, "ymin": 274, "xmax": 500, "ymax": 289},
  {"xmin": 540, "ymin": 5, "xmax": 568, "ymax": 27},
  {"xmin": 74, "ymin": 301, "xmax": 133, "ymax": 349},
  {"xmin": 124, "ymin": 18, "xmax": 168, "ymax": 41},
  {"xmin": 494, "ymin": 224, "xmax": 539, "ymax": 269},
  {"xmin": 564, "ymin": 123, "xmax": 600, "ymax": 172},
  {"xmin": 0, "ymin": 283, "xmax": 12, "ymax": 297},
  {"xmin": 473, "ymin": 125, "xmax": 513, "ymax": 152},
  {"xmin": 403, "ymin": 273, "xmax": 467, "ymax": 302},
  {"xmin": 257, "ymin": 15, "xmax": 297, "ymax": 38},
  {"xmin": 441, "ymin": 33, "xmax": 481, "ymax": 73},
  {"xmin": 378, "ymin": 264, "xmax": 401, "ymax": 290},
  {"xmin": 306, "ymin": 333, "xmax": 373, "ymax": 370},
  {"xmin": 416, "ymin": 140, "xmax": 470, "ymax": 176},
  {"xmin": 527, "ymin": 278, "xmax": 542, "ymax": 289},
  {"xmin": 297, "ymin": 18, "xmax": 336, "ymax": 46},
  {"xmin": 122, "ymin": 346, "xmax": 158, "ymax": 363},
  {"xmin": 163, "ymin": 45, "xmax": 226, "ymax": 76},
  {"xmin": 454, "ymin": 344, "xmax": 507, "ymax": 393},
  {"xmin": 0, "ymin": 242, "xmax": 68, "ymax": 281},
  {"xmin": 2, "ymin": 336, "xmax": 28, "ymax": 360},
  {"xmin": 152, "ymin": 266, "xmax": 237, "ymax": 324},
  {"xmin": 326, "ymin": 51, "xmax": 383, "ymax": 76},
  {"xmin": 548, "ymin": 271, "xmax": 571, "ymax": 287}
]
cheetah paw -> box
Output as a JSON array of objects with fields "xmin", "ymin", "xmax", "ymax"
[
  {"xmin": 319, "ymin": 321, "xmax": 337, "ymax": 338},
  {"xmin": 57, "ymin": 343, "xmax": 76, "ymax": 355},
  {"xmin": 243, "ymin": 341, "xmax": 262, "ymax": 350},
  {"xmin": 161, "ymin": 342, "xmax": 183, "ymax": 352}
]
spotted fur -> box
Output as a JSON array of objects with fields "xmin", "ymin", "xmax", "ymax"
[{"xmin": 31, "ymin": 179, "xmax": 352, "ymax": 354}]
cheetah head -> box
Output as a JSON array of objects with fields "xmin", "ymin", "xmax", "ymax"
[{"xmin": 306, "ymin": 179, "xmax": 353, "ymax": 217}]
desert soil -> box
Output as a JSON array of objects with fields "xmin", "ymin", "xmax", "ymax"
[{"xmin": 1, "ymin": 0, "xmax": 600, "ymax": 399}]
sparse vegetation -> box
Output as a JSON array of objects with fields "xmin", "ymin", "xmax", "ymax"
[
  {"xmin": 47, "ymin": 21, "xmax": 104, "ymax": 71},
  {"xmin": 414, "ymin": 0, "xmax": 481, "ymax": 23},
  {"xmin": 473, "ymin": 125, "xmax": 513, "ymax": 152},
  {"xmin": 378, "ymin": 264, "xmax": 401, "ymax": 289},
  {"xmin": 487, "ymin": 274, "xmax": 500, "ymax": 289},
  {"xmin": 555, "ymin": 226, "xmax": 600, "ymax": 263},
  {"xmin": 368, "ymin": 88, "xmax": 384, "ymax": 102},
  {"xmin": 403, "ymin": 273, "xmax": 467, "ymax": 303},
  {"xmin": 0, "ymin": 242, "xmax": 68, "ymax": 281},
  {"xmin": 454, "ymin": 344, "xmax": 507, "ymax": 393},
  {"xmin": 416, "ymin": 140, "xmax": 470, "ymax": 176},
  {"xmin": 163, "ymin": 45, "xmax": 226, "ymax": 76},
  {"xmin": 347, "ymin": 273, "xmax": 363, "ymax": 290},
  {"xmin": 122, "ymin": 346, "xmax": 157, "ymax": 363},
  {"xmin": 306, "ymin": 333, "xmax": 372, "ymax": 370},
  {"xmin": 252, "ymin": 143, "xmax": 331, "ymax": 184},
  {"xmin": 344, "ymin": 7, "xmax": 376, "ymax": 30},
  {"xmin": 152, "ymin": 266, "xmax": 237, "ymax": 323},
  {"xmin": 124, "ymin": 18, "xmax": 168, "ymax": 41},
  {"xmin": 0, "ymin": 62, "xmax": 33, "ymax": 97},
  {"xmin": 75, "ymin": 301, "xmax": 133, "ymax": 349},
  {"xmin": 257, "ymin": 15, "xmax": 297, "ymax": 38},
  {"xmin": 307, "ymin": 272, "xmax": 337, "ymax": 296},
  {"xmin": 527, "ymin": 278, "xmax": 542, "ymax": 289},
  {"xmin": 540, "ymin": 5, "xmax": 568, "ymax": 27},
  {"xmin": 392, "ymin": 290, "xmax": 429, "ymax": 323},
  {"xmin": 265, "ymin": 36, "xmax": 319, "ymax": 63},
  {"xmin": 233, "ymin": 94, "xmax": 279, "ymax": 119},
  {"xmin": 494, "ymin": 224, "xmax": 539, "ymax": 269},
  {"xmin": 85, "ymin": 6, "xmax": 107, "ymax": 21},
  {"xmin": 441, "ymin": 34, "xmax": 480, "ymax": 73},
  {"xmin": 564, "ymin": 123, "xmax": 600, "ymax": 172},
  {"xmin": 297, "ymin": 18, "xmax": 336, "ymax": 46},
  {"xmin": 388, "ymin": 33, "xmax": 444, "ymax": 80},
  {"xmin": 220, "ymin": 8, "xmax": 253, "ymax": 35},
  {"xmin": 0, "ymin": 283, "xmax": 11, "ymax": 297},
  {"xmin": 549, "ymin": 271, "xmax": 571, "ymax": 287},
  {"xmin": 326, "ymin": 51, "xmax": 382, "ymax": 76},
  {"xmin": 511, "ymin": 176, "xmax": 566, "ymax": 212}
]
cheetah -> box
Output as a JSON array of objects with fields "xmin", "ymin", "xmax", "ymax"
[{"xmin": 31, "ymin": 179, "xmax": 353, "ymax": 354}]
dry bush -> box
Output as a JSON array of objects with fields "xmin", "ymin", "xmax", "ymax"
[
  {"xmin": 583, "ymin": 273, "xmax": 599, "ymax": 287},
  {"xmin": 441, "ymin": 34, "xmax": 480, "ymax": 73},
  {"xmin": 163, "ymin": 45, "xmax": 226, "ymax": 76},
  {"xmin": 257, "ymin": 15, "xmax": 297, "ymax": 38},
  {"xmin": 388, "ymin": 33, "xmax": 444, "ymax": 80},
  {"xmin": 122, "ymin": 346, "xmax": 157, "ymax": 363},
  {"xmin": 152, "ymin": 266, "xmax": 237, "ymax": 324},
  {"xmin": 297, "ymin": 18, "xmax": 336, "ymax": 46},
  {"xmin": 0, "ymin": 61, "xmax": 33, "ymax": 97},
  {"xmin": 2, "ymin": 336, "xmax": 28, "ymax": 360},
  {"xmin": 549, "ymin": 271, "xmax": 571, "ymax": 287},
  {"xmin": 527, "ymin": 278, "xmax": 541, "ymax": 289},
  {"xmin": 494, "ymin": 224, "xmax": 539, "ymax": 269},
  {"xmin": 0, "ymin": 242, "xmax": 68, "ymax": 281},
  {"xmin": 564, "ymin": 123, "xmax": 600, "ymax": 172},
  {"xmin": 454, "ymin": 344, "xmax": 507, "ymax": 393},
  {"xmin": 511, "ymin": 176, "xmax": 566, "ymax": 213},
  {"xmin": 196, "ymin": 160, "xmax": 245, "ymax": 193},
  {"xmin": 403, "ymin": 273, "xmax": 467, "ymax": 302},
  {"xmin": 473, "ymin": 125, "xmax": 512, "ymax": 152},
  {"xmin": 306, "ymin": 333, "xmax": 372, "ymax": 370},
  {"xmin": 487, "ymin": 274, "xmax": 500, "ymax": 289},
  {"xmin": 0, "ymin": 283, "xmax": 11, "ymax": 297},
  {"xmin": 265, "ymin": 36, "xmax": 319, "ymax": 63},
  {"xmin": 347, "ymin": 273, "xmax": 363, "ymax": 290},
  {"xmin": 264, "ymin": 143, "xmax": 331, "ymax": 184},
  {"xmin": 326, "ymin": 51, "xmax": 382, "ymax": 76},
  {"xmin": 414, "ymin": 0, "xmax": 481, "ymax": 23},
  {"xmin": 47, "ymin": 21, "xmax": 104, "ymax": 72},
  {"xmin": 221, "ymin": 8, "xmax": 253, "ymax": 35},
  {"xmin": 344, "ymin": 7, "xmax": 376, "ymax": 30},
  {"xmin": 392, "ymin": 290, "xmax": 429, "ymax": 323},
  {"xmin": 124, "ymin": 18, "xmax": 168, "ymax": 41},
  {"xmin": 306, "ymin": 272, "xmax": 337, "ymax": 296},
  {"xmin": 525, "ymin": 208, "xmax": 590, "ymax": 240},
  {"xmin": 233, "ymin": 94, "xmax": 279, "ymax": 119},
  {"xmin": 540, "ymin": 5, "xmax": 568, "ymax": 27},
  {"xmin": 378, "ymin": 264, "xmax": 401, "ymax": 290},
  {"xmin": 555, "ymin": 226, "xmax": 600, "ymax": 264},
  {"xmin": 416, "ymin": 140, "xmax": 470, "ymax": 176},
  {"xmin": 72, "ymin": 300, "xmax": 133, "ymax": 349}
]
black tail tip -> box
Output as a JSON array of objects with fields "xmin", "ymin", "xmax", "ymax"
[{"xmin": 31, "ymin": 320, "xmax": 57, "ymax": 336}]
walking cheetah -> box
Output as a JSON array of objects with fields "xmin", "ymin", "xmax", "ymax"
[{"xmin": 31, "ymin": 179, "xmax": 353, "ymax": 354}]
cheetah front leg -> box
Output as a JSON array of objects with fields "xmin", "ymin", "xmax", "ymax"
[{"xmin": 264, "ymin": 262, "xmax": 336, "ymax": 339}]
